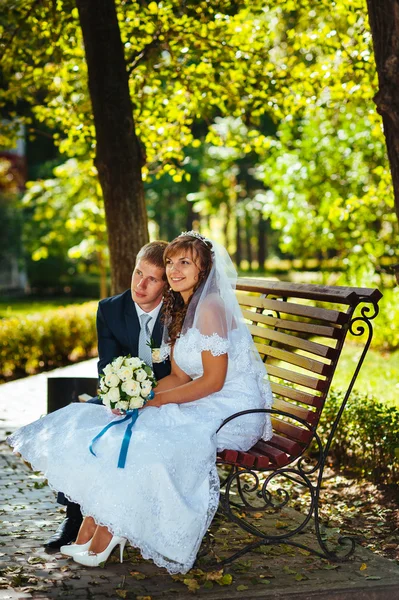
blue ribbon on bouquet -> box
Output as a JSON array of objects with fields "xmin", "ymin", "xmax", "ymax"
[{"xmin": 89, "ymin": 409, "xmax": 139, "ymax": 469}]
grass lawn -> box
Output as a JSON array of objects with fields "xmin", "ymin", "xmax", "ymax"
[
  {"xmin": 333, "ymin": 342, "xmax": 399, "ymax": 406},
  {"xmin": 0, "ymin": 297, "xmax": 97, "ymax": 318}
]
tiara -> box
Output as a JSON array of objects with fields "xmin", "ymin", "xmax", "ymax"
[{"xmin": 178, "ymin": 230, "xmax": 213, "ymax": 247}]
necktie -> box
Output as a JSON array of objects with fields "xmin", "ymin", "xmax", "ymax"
[{"xmin": 138, "ymin": 313, "xmax": 152, "ymax": 367}]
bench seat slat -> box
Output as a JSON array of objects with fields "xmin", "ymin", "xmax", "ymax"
[
  {"xmin": 271, "ymin": 417, "xmax": 313, "ymax": 444},
  {"xmin": 252, "ymin": 454, "xmax": 270, "ymax": 469},
  {"xmin": 248, "ymin": 450, "xmax": 279, "ymax": 469},
  {"xmin": 217, "ymin": 449, "xmax": 270, "ymax": 469},
  {"xmin": 249, "ymin": 440, "xmax": 289, "ymax": 467},
  {"xmin": 236, "ymin": 293, "xmax": 349, "ymax": 325},
  {"xmin": 241, "ymin": 308, "xmax": 342, "ymax": 339},
  {"xmin": 236, "ymin": 451, "xmax": 256, "ymax": 468},
  {"xmin": 248, "ymin": 323, "xmax": 337, "ymax": 359},
  {"xmin": 217, "ymin": 449, "xmax": 238, "ymax": 464},
  {"xmin": 270, "ymin": 382, "xmax": 323, "ymax": 409},
  {"xmin": 255, "ymin": 343, "xmax": 332, "ymax": 376},
  {"xmin": 266, "ymin": 364, "xmax": 327, "ymax": 392},
  {"xmin": 265, "ymin": 433, "xmax": 304, "ymax": 457}
]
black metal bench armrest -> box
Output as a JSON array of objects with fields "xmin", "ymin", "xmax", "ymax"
[{"xmin": 216, "ymin": 407, "xmax": 315, "ymax": 434}]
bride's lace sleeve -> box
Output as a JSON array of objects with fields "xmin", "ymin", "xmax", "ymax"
[{"xmin": 192, "ymin": 295, "xmax": 230, "ymax": 357}]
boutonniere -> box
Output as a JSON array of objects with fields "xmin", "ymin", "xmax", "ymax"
[{"xmin": 147, "ymin": 338, "xmax": 163, "ymax": 364}]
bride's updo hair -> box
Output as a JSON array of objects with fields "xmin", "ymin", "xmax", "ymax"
[{"xmin": 162, "ymin": 234, "xmax": 213, "ymax": 345}]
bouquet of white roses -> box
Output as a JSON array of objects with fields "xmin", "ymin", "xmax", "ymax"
[{"xmin": 99, "ymin": 355, "xmax": 157, "ymax": 411}]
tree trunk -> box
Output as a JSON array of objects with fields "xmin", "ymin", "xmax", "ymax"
[
  {"xmin": 366, "ymin": 0, "xmax": 399, "ymax": 224},
  {"xmin": 258, "ymin": 211, "xmax": 267, "ymax": 272},
  {"xmin": 223, "ymin": 200, "xmax": 231, "ymax": 251},
  {"xmin": 97, "ymin": 248, "xmax": 108, "ymax": 299},
  {"xmin": 235, "ymin": 214, "xmax": 242, "ymax": 269},
  {"xmin": 245, "ymin": 210, "xmax": 253, "ymax": 271},
  {"xmin": 76, "ymin": 0, "xmax": 148, "ymax": 294},
  {"xmin": 186, "ymin": 199, "xmax": 195, "ymax": 231}
]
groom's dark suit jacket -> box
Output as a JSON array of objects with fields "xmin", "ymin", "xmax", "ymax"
[{"xmin": 97, "ymin": 289, "xmax": 171, "ymax": 381}]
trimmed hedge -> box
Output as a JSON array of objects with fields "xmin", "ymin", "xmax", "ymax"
[
  {"xmin": 319, "ymin": 389, "xmax": 399, "ymax": 485},
  {"xmin": 0, "ymin": 302, "xmax": 97, "ymax": 380}
]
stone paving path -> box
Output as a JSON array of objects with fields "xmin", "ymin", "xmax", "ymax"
[{"xmin": 1, "ymin": 362, "xmax": 399, "ymax": 599}]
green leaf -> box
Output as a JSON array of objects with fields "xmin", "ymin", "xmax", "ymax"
[
  {"xmin": 148, "ymin": 2, "xmax": 158, "ymax": 14},
  {"xmin": 217, "ymin": 574, "xmax": 233, "ymax": 586}
]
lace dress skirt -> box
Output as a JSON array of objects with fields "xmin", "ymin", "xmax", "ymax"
[{"xmin": 8, "ymin": 331, "xmax": 272, "ymax": 574}]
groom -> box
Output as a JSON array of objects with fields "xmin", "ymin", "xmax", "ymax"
[{"xmin": 45, "ymin": 240, "xmax": 171, "ymax": 550}]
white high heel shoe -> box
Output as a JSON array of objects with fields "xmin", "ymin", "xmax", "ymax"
[
  {"xmin": 60, "ymin": 538, "xmax": 93, "ymax": 557},
  {"xmin": 73, "ymin": 536, "xmax": 127, "ymax": 567}
]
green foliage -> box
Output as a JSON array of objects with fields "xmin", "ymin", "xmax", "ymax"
[
  {"xmin": 1, "ymin": 0, "xmax": 397, "ymax": 279},
  {"xmin": 0, "ymin": 302, "xmax": 97, "ymax": 381},
  {"xmin": 22, "ymin": 158, "xmax": 106, "ymax": 262},
  {"xmin": 371, "ymin": 288, "xmax": 399, "ymax": 352},
  {"xmin": 0, "ymin": 1, "xmax": 277, "ymax": 165},
  {"xmin": 319, "ymin": 388, "xmax": 399, "ymax": 484}
]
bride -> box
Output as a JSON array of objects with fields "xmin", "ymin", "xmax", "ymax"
[{"xmin": 8, "ymin": 232, "xmax": 273, "ymax": 574}]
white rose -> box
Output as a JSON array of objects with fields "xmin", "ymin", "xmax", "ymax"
[
  {"xmin": 102, "ymin": 394, "xmax": 112, "ymax": 408},
  {"xmin": 108, "ymin": 387, "xmax": 120, "ymax": 402},
  {"xmin": 116, "ymin": 400, "xmax": 129, "ymax": 411},
  {"xmin": 117, "ymin": 366, "xmax": 134, "ymax": 382},
  {"xmin": 135, "ymin": 368, "xmax": 148, "ymax": 383},
  {"xmin": 104, "ymin": 373, "xmax": 120, "ymax": 388},
  {"xmin": 99, "ymin": 378, "xmax": 109, "ymax": 392},
  {"xmin": 121, "ymin": 379, "xmax": 141, "ymax": 397},
  {"xmin": 103, "ymin": 363, "xmax": 113, "ymax": 377},
  {"xmin": 112, "ymin": 356, "xmax": 125, "ymax": 370},
  {"xmin": 140, "ymin": 381, "xmax": 152, "ymax": 397},
  {"xmin": 151, "ymin": 348, "xmax": 162, "ymax": 363},
  {"xmin": 129, "ymin": 396, "xmax": 144, "ymax": 410},
  {"xmin": 125, "ymin": 357, "xmax": 143, "ymax": 369}
]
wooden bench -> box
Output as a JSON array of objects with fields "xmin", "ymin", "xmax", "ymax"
[{"xmin": 211, "ymin": 278, "xmax": 382, "ymax": 565}]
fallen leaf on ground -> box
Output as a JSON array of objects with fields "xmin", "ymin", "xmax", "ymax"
[
  {"xmin": 217, "ymin": 574, "xmax": 233, "ymax": 586},
  {"xmin": 183, "ymin": 577, "xmax": 200, "ymax": 592},
  {"xmin": 129, "ymin": 570, "xmax": 146, "ymax": 580},
  {"xmin": 27, "ymin": 557, "xmax": 45, "ymax": 564},
  {"xmin": 295, "ymin": 573, "xmax": 308, "ymax": 581}
]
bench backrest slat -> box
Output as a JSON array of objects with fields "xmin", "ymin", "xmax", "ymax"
[
  {"xmin": 236, "ymin": 292, "xmax": 350, "ymax": 324},
  {"xmin": 241, "ymin": 308, "xmax": 340, "ymax": 338},
  {"xmin": 255, "ymin": 342, "xmax": 332, "ymax": 376},
  {"xmin": 265, "ymin": 364, "xmax": 327, "ymax": 392},
  {"xmin": 270, "ymin": 382, "xmax": 323, "ymax": 409},
  {"xmin": 248, "ymin": 323, "xmax": 338, "ymax": 359}
]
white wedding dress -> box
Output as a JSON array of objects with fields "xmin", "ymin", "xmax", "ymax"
[{"xmin": 8, "ymin": 328, "xmax": 272, "ymax": 574}]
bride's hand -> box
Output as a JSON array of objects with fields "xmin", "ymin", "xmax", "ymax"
[{"xmin": 143, "ymin": 395, "xmax": 164, "ymax": 408}]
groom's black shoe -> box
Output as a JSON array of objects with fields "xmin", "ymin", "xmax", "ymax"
[{"xmin": 44, "ymin": 517, "xmax": 82, "ymax": 551}]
